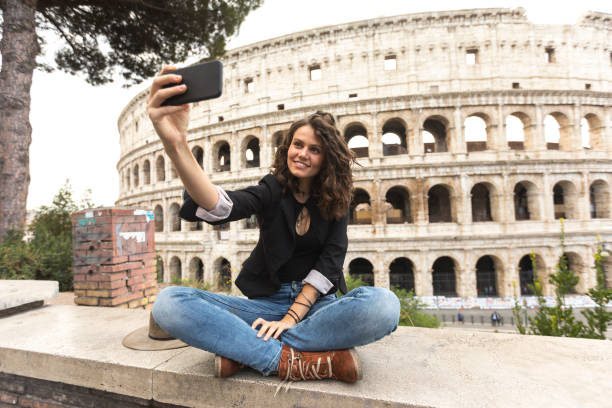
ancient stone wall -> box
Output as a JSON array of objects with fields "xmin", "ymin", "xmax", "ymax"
[{"xmin": 116, "ymin": 8, "xmax": 612, "ymax": 299}]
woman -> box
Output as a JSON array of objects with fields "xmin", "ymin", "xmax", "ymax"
[{"xmin": 149, "ymin": 65, "xmax": 400, "ymax": 383}]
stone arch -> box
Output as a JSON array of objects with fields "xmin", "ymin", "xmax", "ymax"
[
  {"xmin": 552, "ymin": 180, "xmax": 578, "ymax": 219},
  {"xmin": 214, "ymin": 257, "xmax": 232, "ymax": 291},
  {"xmin": 544, "ymin": 112, "xmax": 571, "ymax": 151},
  {"xmin": 432, "ymin": 256, "xmax": 457, "ymax": 296},
  {"xmin": 513, "ymin": 181, "xmax": 541, "ymax": 221},
  {"xmin": 344, "ymin": 122, "xmax": 369, "ymax": 158},
  {"xmin": 169, "ymin": 256, "xmax": 182, "ymax": 283},
  {"xmin": 189, "ymin": 257, "xmax": 204, "ymax": 282},
  {"xmin": 470, "ymin": 182, "xmax": 497, "ymax": 222},
  {"xmin": 506, "ymin": 112, "xmax": 531, "ymax": 150},
  {"xmin": 381, "ymin": 118, "xmax": 408, "ymax": 156},
  {"xmin": 214, "ymin": 140, "xmax": 231, "ymax": 172},
  {"xmin": 192, "ymin": 145, "xmax": 204, "ymax": 169},
  {"xmin": 154, "ymin": 205, "xmax": 164, "ymax": 232},
  {"xmin": 169, "ymin": 203, "xmax": 181, "ymax": 232},
  {"xmin": 350, "ymin": 188, "xmax": 372, "ymax": 224},
  {"xmin": 242, "ymin": 135, "xmax": 261, "ymax": 168},
  {"xmin": 423, "ymin": 115, "xmax": 449, "ymax": 153},
  {"xmin": 464, "ymin": 113, "xmax": 490, "ymax": 152},
  {"xmin": 590, "ymin": 180, "xmax": 610, "ymax": 219},
  {"xmin": 518, "ymin": 254, "xmax": 546, "ymax": 295},
  {"xmin": 389, "ymin": 257, "xmax": 415, "ymax": 293},
  {"xmin": 156, "ymin": 256, "xmax": 164, "ymax": 282},
  {"xmin": 348, "ymin": 257, "xmax": 374, "ymax": 286},
  {"xmin": 133, "ymin": 164, "xmax": 139, "ymax": 187},
  {"xmin": 561, "ymin": 251, "xmax": 585, "ymax": 294},
  {"xmin": 475, "ymin": 255, "xmax": 503, "ymax": 297},
  {"xmin": 272, "ymin": 130, "xmax": 286, "ymax": 158},
  {"xmin": 125, "ymin": 168, "xmax": 131, "ymax": 189},
  {"xmin": 384, "ymin": 186, "xmax": 411, "ymax": 224},
  {"xmin": 143, "ymin": 160, "xmax": 151, "ymax": 185},
  {"xmin": 582, "ymin": 113, "xmax": 604, "ymax": 150},
  {"xmin": 428, "ymin": 184, "xmax": 454, "ymax": 223},
  {"xmin": 156, "ymin": 155, "xmax": 165, "ymax": 182}
]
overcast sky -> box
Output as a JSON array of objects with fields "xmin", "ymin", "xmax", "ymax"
[{"xmin": 26, "ymin": 0, "xmax": 612, "ymax": 210}]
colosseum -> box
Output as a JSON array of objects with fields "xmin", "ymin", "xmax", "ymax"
[{"xmin": 116, "ymin": 8, "xmax": 612, "ymax": 304}]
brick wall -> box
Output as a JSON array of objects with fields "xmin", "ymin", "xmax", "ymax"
[
  {"xmin": 71, "ymin": 208, "xmax": 158, "ymax": 309},
  {"xmin": 0, "ymin": 372, "xmax": 183, "ymax": 408}
]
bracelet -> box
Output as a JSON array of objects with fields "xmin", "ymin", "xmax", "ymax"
[
  {"xmin": 301, "ymin": 292, "xmax": 315, "ymax": 307},
  {"xmin": 287, "ymin": 308, "xmax": 301, "ymax": 324},
  {"xmin": 293, "ymin": 301, "xmax": 311, "ymax": 309}
]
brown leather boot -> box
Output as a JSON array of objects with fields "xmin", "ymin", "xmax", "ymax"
[
  {"xmin": 277, "ymin": 346, "xmax": 362, "ymax": 383},
  {"xmin": 214, "ymin": 355, "xmax": 244, "ymax": 378}
]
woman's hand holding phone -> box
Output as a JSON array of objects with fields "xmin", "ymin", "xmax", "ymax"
[{"xmin": 147, "ymin": 65, "xmax": 190, "ymax": 150}]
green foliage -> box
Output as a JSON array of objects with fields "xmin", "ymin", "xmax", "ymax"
[
  {"xmin": 0, "ymin": 181, "xmax": 95, "ymax": 291},
  {"xmin": 514, "ymin": 220, "xmax": 612, "ymax": 340},
  {"xmin": 33, "ymin": 0, "xmax": 262, "ymax": 85},
  {"xmin": 340, "ymin": 275, "xmax": 439, "ymax": 328},
  {"xmin": 392, "ymin": 287, "xmax": 440, "ymax": 328},
  {"xmin": 580, "ymin": 238, "xmax": 612, "ymax": 339},
  {"xmin": 0, "ymin": 229, "xmax": 37, "ymax": 280},
  {"xmin": 511, "ymin": 279, "xmax": 527, "ymax": 335}
]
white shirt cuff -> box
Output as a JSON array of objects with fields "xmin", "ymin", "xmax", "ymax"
[
  {"xmin": 194, "ymin": 186, "xmax": 233, "ymax": 222},
  {"xmin": 302, "ymin": 269, "xmax": 334, "ymax": 294}
]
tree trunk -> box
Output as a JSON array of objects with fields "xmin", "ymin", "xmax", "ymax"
[{"xmin": 0, "ymin": 0, "xmax": 39, "ymax": 240}]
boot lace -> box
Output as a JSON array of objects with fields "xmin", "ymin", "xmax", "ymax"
[{"xmin": 274, "ymin": 348, "xmax": 333, "ymax": 396}]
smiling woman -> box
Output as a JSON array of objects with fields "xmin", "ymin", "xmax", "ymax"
[{"xmin": 146, "ymin": 65, "xmax": 399, "ymax": 384}]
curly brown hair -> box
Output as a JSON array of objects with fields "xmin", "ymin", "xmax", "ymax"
[{"xmin": 272, "ymin": 111, "xmax": 356, "ymax": 221}]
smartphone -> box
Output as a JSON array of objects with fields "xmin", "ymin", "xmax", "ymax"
[{"xmin": 161, "ymin": 60, "xmax": 223, "ymax": 106}]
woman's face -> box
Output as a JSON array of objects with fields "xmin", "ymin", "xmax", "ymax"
[{"xmin": 287, "ymin": 125, "xmax": 324, "ymax": 182}]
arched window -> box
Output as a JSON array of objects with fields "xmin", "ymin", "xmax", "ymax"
[
  {"xmin": 432, "ymin": 257, "xmax": 456, "ymax": 296},
  {"xmin": 514, "ymin": 181, "xmax": 540, "ymax": 221},
  {"xmin": 464, "ymin": 115, "xmax": 488, "ymax": 152},
  {"xmin": 169, "ymin": 203, "xmax": 181, "ymax": 232},
  {"xmin": 428, "ymin": 185, "xmax": 452, "ymax": 223},
  {"xmin": 156, "ymin": 156, "xmax": 165, "ymax": 182},
  {"xmin": 389, "ymin": 257, "xmax": 415, "ymax": 292},
  {"xmin": 215, "ymin": 258, "xmax": 232, "ymax": 291},
  {"xmin": 244, "ymin": 137, "xmax": 260, "ymax": 168},
  {"xmin": 544, "ymin": 113, "xmax": 571, "ymax": 151},
  {"xmin": 582, "ymin": 113, "xmax": 604, "ymax": 150},
  {"xmin": 189, "ymin": 257, "xmax": 204, "ymax": 282},
  {"xmin": 169, "ymin": 257, "xmax": 182, "ymax": 283},
  {"xmin": 350, "ymin": 188, "xmax": 372, "ymax": 224},
  {"xmin": 216, "ymin": 142, "xmax": 231, "ymax": 172},
  {"xmin": 385, "ymin": 187, "xmax": 411, "ymax": 224},
  {"xmin": 506, "ymin": 113, "xmax": 528, "ymax": 150},
  {"xmin": 345, "ymin": 123, "xmax": 369, "ymax": 158},
  {"xmin": 272, "ymin": 130, "xmax": 286, "ymax": 157},
  {"xmin": 471, "ymin": 183, "xmax": 492, "ymax": 222},
  {"xmin": 143, "ymin": 160, "xmax": 151, "ymax": 185},
  {"xmin": 476, "ymin": 256, "xmax": 497, "ymax": 297},
  {"xmin": 553, "ymin": 181, "xmax": 578, "ymax": 219},
  {"xmin": 192, "ymin": 146, "xmax": 204, "ymax": 169},
  {"xmin": 133, "ymin": 164, "xmax": 139, "ymax": 187},
  {"xmin": 348, "ymin": 258, "xmax": 374, "ymax": 286},
  {"xmin": 590, "ymin": 180, "xmax": 610, "ymax": 219},
  {"xmin": 154, "ymin": 205, "xmax": 164, "ymax": 232},
  {"xmin": 423, "ymin": 116, "xmax": 449, "ymax": 153},
  {"xmin": 518, "ymin": 255, "xmax": 535, "ymax": 295},
  {"xmin": 381, "ymin": 119, "xmax": 407, "ymax": 156}
]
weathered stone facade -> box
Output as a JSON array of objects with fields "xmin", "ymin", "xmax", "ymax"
[{"xmin": 116, "ymin": 8, "xmax": 612, "ymax": 299}]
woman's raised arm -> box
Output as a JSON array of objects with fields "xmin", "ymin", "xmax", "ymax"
[{"xmin": 147, "ymin": 65, "xmax": 219, "ymax": 211}]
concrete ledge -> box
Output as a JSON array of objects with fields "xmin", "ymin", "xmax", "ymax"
[
  {"xmin": 0, "ymin": 280, "xmax": 58, "ymax": 313},
  {"xmin": 0, "ymin": 305, "xmax": 610, "ymax": 407}
]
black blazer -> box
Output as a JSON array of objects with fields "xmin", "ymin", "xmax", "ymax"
[{"xmin": 179, "ymin": 174, "xmax": 348, "ymax": 298}]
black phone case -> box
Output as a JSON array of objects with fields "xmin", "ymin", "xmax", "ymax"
[{"xmin": 161, "ymin": 60, "xmax": 223, "ymax": 106}]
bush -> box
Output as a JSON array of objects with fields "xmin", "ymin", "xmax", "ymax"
[
  {"xmin": 0, "ymin": 181, "xmax": 95, "ymax": 291},
  {"xmin": 339, "ymin": 275, "xmax": 439, "ymax": 328}
]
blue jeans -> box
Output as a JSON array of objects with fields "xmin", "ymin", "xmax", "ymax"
[{"xmin": 152, "ymin": 282, "xmax": 400, "ymax": 376}]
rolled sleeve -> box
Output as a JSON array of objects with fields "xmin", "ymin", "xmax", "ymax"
[
  {"xmin": 195, "ymin": 185, "xmax": 233, "ymax": 222},
  {"xmin": 302, "ymin": 269, "xmax": 334, "ymax": 295}
]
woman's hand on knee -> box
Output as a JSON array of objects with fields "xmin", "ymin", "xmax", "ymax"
[{"xmin": 251, "ymin": 317, "xmax": 295, "ymax": 341}]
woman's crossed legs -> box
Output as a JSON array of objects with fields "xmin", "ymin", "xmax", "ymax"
[{"xmin": 152, "ymin": 283, "xmax": 399, "ymax": 375}]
